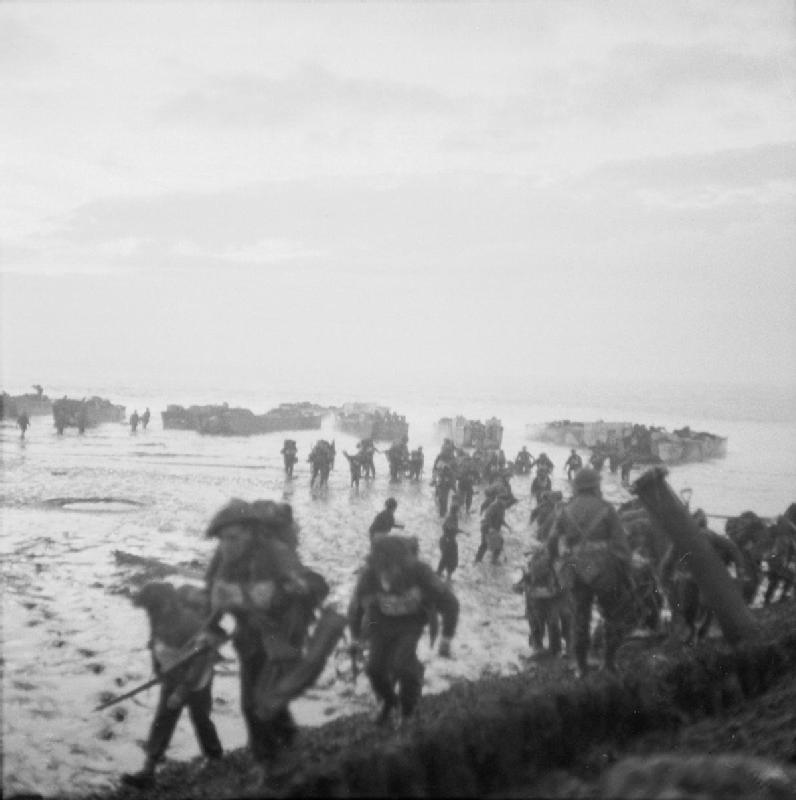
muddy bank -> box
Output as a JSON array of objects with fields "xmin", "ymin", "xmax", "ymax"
[{"xmin": 68, "ymin": 601, "xmax": 796, "ymax": 800}]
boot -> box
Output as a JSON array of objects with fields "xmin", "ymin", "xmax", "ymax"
[
  {"xmin": 121, "ymin": 757, "xmax": 156, "ymax": 789},
  {"xmin": 373, "ymin": 699, "xmax": 396, "ymax": 727}
]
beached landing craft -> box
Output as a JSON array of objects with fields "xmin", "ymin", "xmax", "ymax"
[
  {"xmin": 525, "ymin": 420, "xmax": 728, "ymax": 464},
  {"xmin": 437, "ymin": 415, "xmax": 504, "ymax": 450},
  {"xmin": 334, "ymin": 402, "xmax": 409, "ymax": 441},
  {"xmin": 162, "ymin": 402, "xmax": 332, "ymax": 436},
  {"xmin": 51, "ymin": 396, "xmax": 126, "ymax": 430},
  {"xmin": 0, "ymin": 389, "xmax": 54, "ymax": 419}
]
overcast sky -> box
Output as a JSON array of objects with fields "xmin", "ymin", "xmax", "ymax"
[{"xmin": 1, "ymin": 1, "xmax": 794, "ymax": 392}]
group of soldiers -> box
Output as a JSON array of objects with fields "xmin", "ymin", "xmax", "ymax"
[
  {"xmin": 129, "ymin": 408, "xmax": 151, "ymax": 433},
  {"xmin": 516, "ymin": 470, "xmax": 796, "ymax": 677},
  {"xmin": 117, "ymin": 431, "xmax": 796, "ymax": 792},
  {"xmin": 122, "ymin": 497, "xmax": 458, "ymax": 790},
  {"xmin": 284, "ymin": 436, "xmax": 427, "ymax": 489}
]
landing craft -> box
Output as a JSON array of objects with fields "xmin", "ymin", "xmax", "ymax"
[
  {"xmin": 436, "ymin": 415, "xmax": 503, "ymax": 449},
  {"xmin": 525, "ymin": 420, "xmax": 727, "ymax": 464},
  {"xmin": 334, "ymin": 402, "xmax": 409, "ymax": 441}
]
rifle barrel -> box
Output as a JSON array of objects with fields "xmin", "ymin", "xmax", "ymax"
[{"xmin": 94, "ymin": 676, "xmax": 160, "ymax": 711}]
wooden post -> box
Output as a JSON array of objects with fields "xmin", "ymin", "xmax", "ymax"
[{"xmin": 632, "ymin": 466, "xmax": 757, "ymax": 645}]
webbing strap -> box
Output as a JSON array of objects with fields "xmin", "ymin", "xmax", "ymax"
[{"xmin": 564, "ymin": 504, "xmax": 611, "ymax": 542}]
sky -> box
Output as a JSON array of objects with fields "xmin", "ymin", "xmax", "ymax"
[{"xmin": 1, "ymin": 1, "xmax": 795, "ymax": 394}]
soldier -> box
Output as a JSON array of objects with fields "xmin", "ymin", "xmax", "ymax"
[
  {"xmin": 348, "ymin": 535, "xmax": 459, "ymax": 727},
  {"xmin": 122, "ymin": 582, "xmax": 225, "ymax": 788},
  {"xmin": 358, "ymin": 439, "xmax": 377, "ymax": 479},
  {"xmin": 620, "ymin": 454, "xmax": 634, "ymax": 485},
  {"xmin": 437, "ymin": 502, "xmax": 466, "ymax": 580},
  {"xmin": 661, "ymin": 509, "xmax": 748, "ymax": 643},
  {"xmin": 530, "ymin": 468, "xmax": 552, "ymax": 505},
  {"xmin": 480, "ymin": 471, "xmax": 517, "ymax": 513},
  {"xmin": 563, "ymin": 449, "xmax": 583, "ymax": 481},
  {"xmin": 514, "ymin": 545, "xmax": 570, "ymax": 657},
  {"xmin": 369, "ymin": 498, "xmax": 405, "ymax": 541},
  {"xmin": 435, "ymin": 462, "xmax": 456, "ymax": 518},
  {"xmin": 342, "ymin": 451, "xmax": 363, "ymax": 488},
  {"xmin": 142, "ymin": 408, "xmax": 151, "ymax": 430},
  {"xmin": 547, "ymin": 467, "xmax": 634, "ymax": 677},
  {"xmin": 725, "ymin": 510, "xmax": 771, "ymax": 604},
  {"xmin": 762, "ymin": 511, "xmax": 796, "ymax": 605},
  {"xmin": 531, "ymin": 490, "xmax": 564, "ymax": 537},
  {"xmin": 386, "ymin": 437, "xmax": 409, "ymax": 482},
  {"xmin": 204, "ymin": 499, "xmax": 332, "ymax": 787},
  {"xmin": 408, "ymin": 447, "xmax": 424, "ymax": 480},
  {"xmin": 535, "ymin": 452, "xmax": 554, "ymax": 474},
  {"xmin": 130, "ymin": 410, "xmax": 140, "ymax": 433},
  {"xmin": 589, "ymin": 450, "xmax": 606, "ymax": 472},
  {"xmin": 281, "ymin": 440, "xmax": 298, "ymax": 479},
  {"xmin": 308, "ymin": 441, "xmax": 332, "ymax": 488},
  {"xmin": 17, "ymin": 411, "xmax": 30, "ymax": 439},
  {"xmin": 514, "ymin": 446, "xmax": 533, "ymax": 475},
  {"xmin": 456, "ymin": 457, "xmax": 478, "ymax": 514},
  {"xmin": 475, "ymin": 497, "xmax": 511, "ymax": 564}
]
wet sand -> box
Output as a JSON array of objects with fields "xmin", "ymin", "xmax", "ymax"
[{"xmin": 2, "ymin": 410, "xmax": 794, "ymax": 796}]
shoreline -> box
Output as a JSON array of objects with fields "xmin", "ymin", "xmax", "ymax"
[{"xmin": 66, "ymin": 601, "xmax": 796, "ymax": 800}]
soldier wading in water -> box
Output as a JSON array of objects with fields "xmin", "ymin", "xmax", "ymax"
[
  {"xmin": 547, "ymin": 467, "xmax": 635, "ymax": 677},
  {"xmin": 348, "ymin": 535, "xmax": 459, "ymax": 728},
  {"xmin": 204, "ymin": 499, "xmax": 333, "ymax": 787}
]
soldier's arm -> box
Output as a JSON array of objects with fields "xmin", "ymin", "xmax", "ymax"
[
  {"xmin": 606, "ymin": 506, "xmax": 632, "ymax": 561},
  {"xmin": 347, "ymin": 570, "xmax": 372, "ymax": 640},
  {"xmin": 418, "ymin": 564, "xmax": 459, "ymax": 639},
  {"xmin": 204, "ymin": 547, "xmax": 223, "ymax": 587}
]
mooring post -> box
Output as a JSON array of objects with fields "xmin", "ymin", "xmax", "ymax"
[{"xmin": 632, "ymin": 466, "xmax": 757, "ymax": 645}]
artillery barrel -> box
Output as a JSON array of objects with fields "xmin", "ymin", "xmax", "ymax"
[{"xmin": 632, "ymin": 466, "xmax": 757, "ymax": 645}]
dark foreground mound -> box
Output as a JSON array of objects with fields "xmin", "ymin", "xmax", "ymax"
[{"xmin": 86, "ymin": 602, "xmax": 796, "ymax": 800}]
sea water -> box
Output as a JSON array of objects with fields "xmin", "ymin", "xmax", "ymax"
[{"xmin": 2, "ymin": 377, "xmax": 795, "ymax": 796}]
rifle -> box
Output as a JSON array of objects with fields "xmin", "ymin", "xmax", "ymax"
[{"xmin": 94, "ymin": 632, "xmax": 226, "ymax": 712}]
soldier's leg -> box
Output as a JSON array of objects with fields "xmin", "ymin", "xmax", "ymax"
[
  {"xmin": 682, "ymin": 580, "xmax": 701, "ymax": 643},
  {"xmin": 558, "ymin": 593, "xmax": 574, "ymax": 655},
  {"xmin": 545, "ymin": 599, "xmax": 563, "ymax": 655},
  {"xmin": 392, "ymin": 629, "xmax": 424, "ymax": 719},
  {"xmin": 763, "ymin": 570, "xmax": 781, "ymax": 605},
  {"xmin": 449, "ymin": 540, "xmax": 459, "ymax": 577},
  {"xmin": 365, "ymin": 631, "xmax": 399, "ymax": 722},
  {"xmin": 145, "ymin": 684, "xmax": 184, "ymax": 763},
  {"xmin": 696, "ymin": 608, "xmax": 714, "ymax": 641},
  {"xmin": 527, "ymin": 598, "xmax": 544, "ymax": 650},
  {"xmin": 474, "ymin": 525, "xmax": 489, "ymax": 563},
  {"xmin": 186, "ymin": 682, "xmax": 223, "ymax": 758},
  {"xmin": 596, "ymin": 572, "xmax": 636, "ymax": 671},
  {"xmin": 572, "ymin": 580, "xmax": 594, "ymax": 674},
  {"xmin": 239, "ymin": 649, "xmax": 282, "ymax": 763}
]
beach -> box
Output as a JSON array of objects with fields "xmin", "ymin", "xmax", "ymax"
[{"xmin": 2, "ymin": 381, "xmax": 795, "ymax": 796}]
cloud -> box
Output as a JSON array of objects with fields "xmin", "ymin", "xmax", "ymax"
[
  {"xmin": 584, "ymin": 140, "xmax": 796, "ymax": 199},
  {"xmin": 157, "ymin": 63, "xmax": 461, "ymax": 128}
]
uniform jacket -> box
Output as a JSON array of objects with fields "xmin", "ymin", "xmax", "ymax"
[{"xmin": 348, "ymin": 559, "xmax": 459, "ymax": 640}]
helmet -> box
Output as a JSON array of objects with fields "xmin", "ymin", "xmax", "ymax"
[
  {"xmin": 370, "ymin": 535, "xmax": 416, "ymax": 570},
  {"xmin": 206, "ymin": 498, "xmax": 297, "ymax": 542},
  {"xmin": 205, "ymin": 498, "xmax": 262, "ymax": 537},
  {"xmin": 573, "ymin": 467, "xmax": 601, "ymax": 492},
  {"xmin": 385, "ymin": 497, "xmax": 398, "ymax": 510},
  {"xmin": 132, "ymin": 581, "xmax": 177, "ymax": 612}
]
